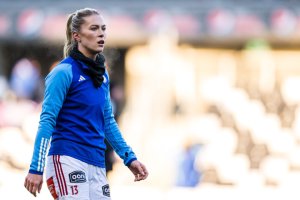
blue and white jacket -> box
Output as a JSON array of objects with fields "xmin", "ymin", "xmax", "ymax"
[{"xmin": 29, "ymin": 56, "xmax": 137, "ymax": 175}]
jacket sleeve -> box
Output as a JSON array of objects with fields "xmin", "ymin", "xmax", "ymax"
[
  {"xmin": 29, "ymin": 64, "xmax": 72, "ymax": 175},
  {"xmin": 103, "ymin": 73, "xmax": 137, "ymax": 166}
]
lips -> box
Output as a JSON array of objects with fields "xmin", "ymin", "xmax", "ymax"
[{"xmin": 98, "ymin": 40, "xmax": 105, "ymax": 45}]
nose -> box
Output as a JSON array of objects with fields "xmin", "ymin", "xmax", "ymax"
[
  {"xmin": 99, "ymin": 33, "xmax": 106, "ymax": 40},
  {"xmin": 98, "ymin": 30, "xmax": 105, "ymax": 39}
]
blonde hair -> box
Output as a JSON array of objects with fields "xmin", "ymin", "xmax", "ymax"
[{"xmin": 63, "ymin": 8, "xmax": 99, "ymax": 58}]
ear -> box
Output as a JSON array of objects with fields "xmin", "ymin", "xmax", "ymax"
[{"xmin": 73, "ymin": 32, "xmax": 81, "ymax": 42}]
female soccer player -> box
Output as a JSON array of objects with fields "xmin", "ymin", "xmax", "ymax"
[{"xmin": 24, "ymin": 8, "xmax": 148, "ymax": 199}]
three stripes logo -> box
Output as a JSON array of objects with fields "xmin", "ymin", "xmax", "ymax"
[{"xmin": 78, "ymin": 75, "xmax": 86, "ymax": 82}]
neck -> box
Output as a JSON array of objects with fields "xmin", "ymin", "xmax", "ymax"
[{"xmin": 78, "ymin": 45, "xmax": 97, "ymax": 60}]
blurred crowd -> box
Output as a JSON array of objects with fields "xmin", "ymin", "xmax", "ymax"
[
  {"xmin": 110, "ymin": 35, "xmax": 300, "ymax": 199},
  {"xmin": 0, "ymin": 57, "xmax": 42, "ymax": 167}
]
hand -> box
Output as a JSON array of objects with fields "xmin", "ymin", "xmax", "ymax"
[
  {"xmin": 24, "ymin": 173, "xmax": 43, "ymax": 197},
  {"xmin": 128, "ymin": 160, "xmax": 148, "ymax": 182}
]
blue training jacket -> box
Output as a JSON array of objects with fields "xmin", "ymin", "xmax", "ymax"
[{"xmin": 29, "ymin": 56, "xmax": 137, "ymax": 175}]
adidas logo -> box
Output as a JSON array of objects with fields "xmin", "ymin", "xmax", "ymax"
[
  {"xmin": 78, "ymin": 75, "xmax": 86, "ymax": 82},
  {"xmin": 103, "ymin": 75, "xmax": 107, "ymax": 83}
]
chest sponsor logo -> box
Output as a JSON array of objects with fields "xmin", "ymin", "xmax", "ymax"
[
  {"xmin": 102, "ymin": 184, "xmax": 110, "ymax": 197},
  {"xmin": 69, "ymin": 171, "xmax": 86, "ymax": 183}
]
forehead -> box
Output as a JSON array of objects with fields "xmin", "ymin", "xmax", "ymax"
[{"xmin": 82, "ymin": 14, "xmax": 105, "ymax": 26}]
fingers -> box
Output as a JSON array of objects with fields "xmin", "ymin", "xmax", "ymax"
[
  {"xmin": 134, "ymin": 162, "xmax": 148, "ymax": 181},
  {"xmin": 24, "ymin": 175, "xmax": 41, "ymax": 197},
  {"xmin": 137, "ymin": 163, "xmax": 145, "ymax": 176},
  {"xmin": 38, "ymin": 182, "xmax": 43, "ymax": 193},
  {"xmin": 134, "ymin": 174, "xmax": 139, "ymax": 182},
  {"xmin": 26, "ymin": 181, "xmax": 37, "ymax": 197},
  {"xmin": 32, "ymin": 184, "xmax": 38, "ymax": 197},
  {"xmin": 134, "ymin": 173, "xmax": 145, "ymax": 182},
  {"xmin": 129, "ymin": 160, "xmax": 149, "ymax": 182},
  {"xmin": 24, "ymin": 178, "xmax": 34, "ymax": 196},
  {"xmin": 24, "ymin": 178, "xmax": 27, "ymax": 188},
  {"xmin": 134, "ymin": 164, "xmax": 143, "ymax": 182},
  {"xmin": 24, "ymin": 178, "xmax": 31, "ymax": 194},
  {"xmin": 140, "ymin": 163, "xmax": 148, "ymax": 180}
]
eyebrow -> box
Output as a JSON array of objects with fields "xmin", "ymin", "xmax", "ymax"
[{"xmin": 90, "ymin": 24, "xmax": 106, "ymax": 28}]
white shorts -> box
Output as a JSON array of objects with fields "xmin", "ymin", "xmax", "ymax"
[{"xmin": 46, "ymin": 155, "xmax": 111, "ymax": 200}]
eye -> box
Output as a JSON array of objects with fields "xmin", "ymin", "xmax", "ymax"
[
  {"xmin": 90, "ymin": 27, "xmax": 98, "ymax": 31},
  {"xmin": 102, "ymin": 26, "xmax": 106, "ymax": 31}
]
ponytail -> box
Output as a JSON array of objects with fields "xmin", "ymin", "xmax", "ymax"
[{"xmin": 63, "ymin": 13, "xmax": 75, "ymax": 58}]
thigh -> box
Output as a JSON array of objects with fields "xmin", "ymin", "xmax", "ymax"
[
  {"xmin": 89, "ymin": 167, "xmax": 111, "ymax": 200},
  {"xmin": 46, "ymin": 155, "xmax": 89, "ymax": 200}
]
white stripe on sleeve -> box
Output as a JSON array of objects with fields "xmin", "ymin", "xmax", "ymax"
[{"xmin": 37, "ymin": 138, "xmax": 45, "ymax": 171}]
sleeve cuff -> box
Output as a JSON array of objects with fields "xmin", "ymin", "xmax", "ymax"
[
  {"xmin": 29, "ymin": 169, "xmax": 43, "ymax": 175},
  {"xmin": 125, "ymin": 158, "xmax": 137, "ymax": 167}
]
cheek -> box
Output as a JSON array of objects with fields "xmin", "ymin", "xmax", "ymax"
[
  {"xmin": 87, "ymin": 34, "xmax": 96, "ymax": 40},
  {"xmin": 82, "ymin": 33, "xmax": 97, "ymax": 42},
  {"xmin": 86, "ymin": 36, "xmax": 94, "ymax": 42}
]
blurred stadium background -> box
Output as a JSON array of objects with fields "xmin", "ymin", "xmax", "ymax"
[{"xmin": 1, "ymin": 0, "xmax": 300, "ymax": 199}]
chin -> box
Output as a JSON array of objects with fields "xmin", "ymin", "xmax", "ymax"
[
  {"xmin": 92, "ymin": 48, "xmax": 103, "ymax": 54},
  {"xmin": 97, "ymin": 46, "xmax": 105, "ymax": 52}
]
